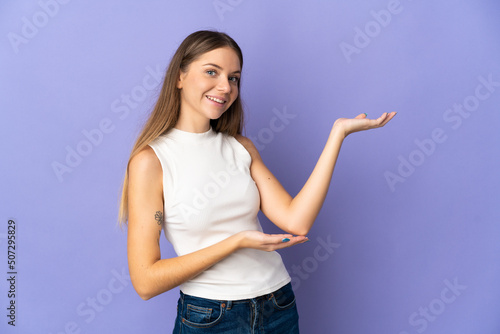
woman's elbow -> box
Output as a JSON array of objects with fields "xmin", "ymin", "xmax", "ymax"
[
  {"xmin": 286, "ymin": 222, "xmax": 311, "ymax": 236},
  {"xmin": 132, "ymin": 281, "xmax": 155, "ymax": 300},
  {"xmin": 131, "ymin": 274, "xmax": 161, "ymax": 301},
  {"xmin": 139, "ymin": 293, "xmax": 152, "ymax": 301},
  {"xmin": 132, "ymin": 275, "xmax": 175, "ymax": 300},
  {"xmin": 291, "ymin": 227, "xmax": 311, "ymax": 236}
]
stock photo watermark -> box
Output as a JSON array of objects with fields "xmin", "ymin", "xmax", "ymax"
[
  {"xmin": 213, "ymin": 0, "xmax": 244, "ymax": 22},
  {"xmin": 247, "ymin": 106, "xmax": 297, "ymax": 151},
  {"xmin": 7, "ymin": 0, "xmax": 73, "ymax": 54},
  {"xmin": 5, "ymin": 219, "xmax": 17, "ymax": 327},
  {"xmin": 178, "ymin": 161, "xmax": 246, "ymax": 221},
  {"xmin": 384, "ymin": 73, "xmax": 500, "ymax": 192},
  {"xmin": 289, "ymin": 235, "xmax": 340, "ymax": 291},
  {"xmin": 51, "ymin": 64, "xmax": 163, "ymax": 182},
  {"xmin": 339, "ymin": 0, "xmax": 421, "ymax": 63},
  {"xmin": 399, "ymin": 277, "xmax": 466, "ymax": 334},
  {"xmin": 48, "ymin": 267, "xmax": 131, "ymax": 334}
]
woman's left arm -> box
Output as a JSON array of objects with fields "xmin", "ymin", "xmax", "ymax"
[{"xmin": 237, "ymin": 112, "xmax": 396, "ymax": 236}]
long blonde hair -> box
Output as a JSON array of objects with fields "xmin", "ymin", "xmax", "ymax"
[{"xmin": 118, "ymin": 30, "xmax": 244, "ymax": 225}]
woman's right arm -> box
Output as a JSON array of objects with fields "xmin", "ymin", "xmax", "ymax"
[{"xmin": 127, "ymin": 146, "xmax": 307, "ymax": 300}]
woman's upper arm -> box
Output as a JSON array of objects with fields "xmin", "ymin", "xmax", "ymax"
[
  {"xmin": 126, "ymin": 146, "xmax": 164, "ymax": 293},
  {"xmin": 235, "ymin": 135, "xmax": 295, "ymax": 233}
]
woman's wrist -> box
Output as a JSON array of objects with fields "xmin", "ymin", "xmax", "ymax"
[
  {"xmin": 228, "ymin": 232, "xmax": 245, "ymax": 251},
  {"xmin": 330, "ymin": 122, "xmax": 348, "ymax": 142}
]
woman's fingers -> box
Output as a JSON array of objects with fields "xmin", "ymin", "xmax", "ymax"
[
  {"xmin": 239, "ymin": 231, "xmax": 308, "ymax": 251},
  {"xmin": 365, "ymin": 111, "xmax": 396, "ymax": 128},
  {"xmin": 373, "ymin": 112, "xmax": 396, "ymax": 128},
  {"xmin": 259, "ymin": 233, "xmax": 308, "ymax": 250},
  {"xmin": 266, "ymin": 234, "xmax": 309, "ymax": 249},
  {"xmin": 383, "ymin": 111, "xmax": 397, "ymax": 125}
]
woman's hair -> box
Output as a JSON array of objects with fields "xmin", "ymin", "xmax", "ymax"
[{"xmin": 118, "ymin": 30, "xmax": 244, "ymax": 225}]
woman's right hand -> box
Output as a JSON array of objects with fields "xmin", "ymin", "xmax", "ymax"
[
  {"xmin": 235, "ymin": 230, "xmax": 308, "ymax": 252},
  {"xmin": 332, "ymin": 112, "xmax": 397, "ymax": 138}
]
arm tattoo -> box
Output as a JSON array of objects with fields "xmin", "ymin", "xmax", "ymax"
[{"xmin": 154, "ymin": 211, "xmax": 163, "ymax": 225}]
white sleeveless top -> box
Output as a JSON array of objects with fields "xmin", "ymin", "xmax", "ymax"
[{"xmin": 148, "ymin": 127, "xmax": 290, "ymax": 300}]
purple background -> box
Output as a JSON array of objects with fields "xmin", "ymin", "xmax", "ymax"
[{"xmin": 1, "ymin": 1, "xmax": 500, "ymax": 333}]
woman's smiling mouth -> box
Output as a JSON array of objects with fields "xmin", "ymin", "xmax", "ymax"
[{"xmin": 206, "ymin": 95, "xmax": 226, "ymax": 105}]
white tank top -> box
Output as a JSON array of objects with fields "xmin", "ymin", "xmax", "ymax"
[{"xmin": 149, "ymin": 127, "xmax": 290, "ymax": 300}]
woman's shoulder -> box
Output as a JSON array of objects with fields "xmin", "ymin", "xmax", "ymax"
[
  {"xmin": 233, "ymin": 134, "xmax": 261, "ymax": 161},
  {"xmin": 129, "ymin": 146, "xmax": 162, "ymax": 177}
]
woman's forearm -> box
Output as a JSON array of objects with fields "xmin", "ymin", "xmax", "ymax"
[
  {"xmin": 133, "ymin": 234, "xmax": 241, "ymax": 300},
  {"xmin": 131, "ymin": 231, "xmax": 306, "ymax": 300}
]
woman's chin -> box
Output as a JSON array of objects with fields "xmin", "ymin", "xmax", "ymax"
[{"xmin": 208, "ymin": 110, "xmax": 226, "ymax": 120}]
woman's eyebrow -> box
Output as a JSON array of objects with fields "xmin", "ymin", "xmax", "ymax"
[{"xmin": 202, "ymin": 63, "xmax": 241, "ymax": 74}]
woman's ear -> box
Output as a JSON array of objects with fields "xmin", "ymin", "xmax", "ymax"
[{"xmin": 177, "ymin": 70, "xmax": 184, "ymax": 89}]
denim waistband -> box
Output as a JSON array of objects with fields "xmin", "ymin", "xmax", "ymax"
[{"xmin": 179, "ymin": 282, "xmax": 292, "ymax": 309}]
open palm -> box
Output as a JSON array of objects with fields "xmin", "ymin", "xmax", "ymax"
[{"xmin": 333, "ymin": 112, "xmax": 397, "ymax": 138}]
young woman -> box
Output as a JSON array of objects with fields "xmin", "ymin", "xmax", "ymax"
[{"xmin": 119, "ymin": 30, "xmax": 396, "ymax": 333}]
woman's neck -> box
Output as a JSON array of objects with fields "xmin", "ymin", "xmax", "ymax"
[{"xmin": 175, "ymin": 112, "xmax": 211, "ymax": 133}]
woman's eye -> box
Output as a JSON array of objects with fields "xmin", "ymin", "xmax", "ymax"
[
  {"xmin": 229, "ymin": 76, "xmax": 240, "ymax": 83},
  {"xmin": 206, "ymin": 70, "xmax": 216, "ymax": 76}
]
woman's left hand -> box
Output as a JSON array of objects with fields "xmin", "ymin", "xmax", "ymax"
[{"xmin": 332, "ymin": 112, "xmax": 397, "ymax": 138}]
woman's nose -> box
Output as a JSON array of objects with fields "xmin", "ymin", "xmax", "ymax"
[{"xmin": 217, "ymin": 77, "xmax": 231, "ymax": 93}]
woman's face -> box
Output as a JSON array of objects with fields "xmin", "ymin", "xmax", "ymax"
[{"xmin": 177, "ymin": 47, "xmax": 241, "ymax": 124}]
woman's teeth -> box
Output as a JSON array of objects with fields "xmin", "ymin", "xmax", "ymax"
[{"xmin": 207, "ymin": 96, "xmax": 225, "ymax": 104}]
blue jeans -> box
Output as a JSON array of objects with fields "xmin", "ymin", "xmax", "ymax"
[{"xmin": 172, "ymin": 283, "xmax": 299, "ymax": 333}]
